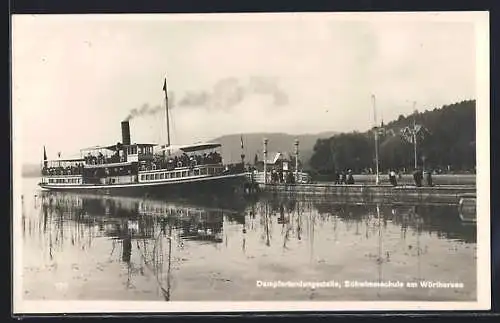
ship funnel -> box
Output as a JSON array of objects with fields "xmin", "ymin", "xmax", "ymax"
[{"xmin": 121, "ymin": 121, "xmax": 131, "ymax": 145}]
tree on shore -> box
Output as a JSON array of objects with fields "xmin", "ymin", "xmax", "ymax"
[{"xmin": 309, "ymin": 100, "xmax": 476, "ymax": 175}]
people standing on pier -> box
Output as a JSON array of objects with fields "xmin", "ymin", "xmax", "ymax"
[
  {"xmin": 346, "ymin": 169, "xmax": 355, "ymax": 184},
  {"xmin": 389, "ymin": 170, "xmax": 398, "ymax": 186},
  {"xmin": 334, "ymin": 171, "xmax": 340, "ymax": 184},
  {"xmin": 340, "ymin": 170, "xmax": 347, "ymax": 184},
  {"xmin": 426, "ymin": 170, "xmax": 433, "ymax": 187},
  {"xmin": 413, "ymin": 168, "xmax": 423, "ymax": 187}
]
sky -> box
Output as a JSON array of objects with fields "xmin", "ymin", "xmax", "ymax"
[{"xmin": 12, "ymin": 12, "xmax": 485, "ymax": 164}]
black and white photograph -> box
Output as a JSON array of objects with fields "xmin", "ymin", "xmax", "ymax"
[{"xmin": 12, "ymin": 12, "xmax": 490, "ymax": 313}]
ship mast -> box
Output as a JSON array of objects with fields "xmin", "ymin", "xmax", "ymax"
[{"xmin": 163, "ymin": 77, "xmax": 171, "ymax": 148}]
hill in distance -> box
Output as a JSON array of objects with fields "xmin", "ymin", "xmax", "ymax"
[
  {"xmin": 22, "ymin": 163, "xmax": 41, "ymax": 178},
  {"xmin": 309, "ymin": 99, "xmax": 476, "ymax": 174}
]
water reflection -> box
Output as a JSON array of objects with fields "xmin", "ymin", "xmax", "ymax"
[{"xmin": 24, "ymin": 190, "xmax": 476, "ymax": 301}]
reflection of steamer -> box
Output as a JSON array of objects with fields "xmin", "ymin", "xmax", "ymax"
[
  {"xmin": 38, "ymin": 191, "xmax": 236, "ymax": 243},
  {"xmin": 37, "ymin": 190, "xmax": 237, "ymax": 300}
]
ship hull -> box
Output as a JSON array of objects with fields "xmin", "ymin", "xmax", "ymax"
[{"xmin": 38, "ymin": 173, "xmax": 248, "ymax": 198}]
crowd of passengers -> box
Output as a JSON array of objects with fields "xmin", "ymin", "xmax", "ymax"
[
  {"xmin": 84, "ymin": 151, "xmax": 124, "ymax": 165},
  {"xmin": 140, "ymin": 152, "xmax": 222, "ymax": 171},
  {"xmin": 42, "ymin": 151, "xmax": 223, "ymax": 175},
  {"xmin": 42, "ymin": 164, "xmax": 84, "ymax": 176}
]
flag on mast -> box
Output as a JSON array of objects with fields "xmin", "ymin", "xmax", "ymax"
[
  {"xmin": 240, "ymin": 135, "xmax": 244, "ymax": 150},
  {"xmin": 163, "ymin": 77, "xmax": 169, "ymax": 113}
]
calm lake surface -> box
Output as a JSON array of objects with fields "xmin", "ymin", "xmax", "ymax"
[{"xmin": 19, "ymin": 177, "xmax": 477, "ymax": 301}]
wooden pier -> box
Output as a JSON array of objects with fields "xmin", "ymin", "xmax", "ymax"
[{"xmin": 252, "ymin": 183, "xmax": 476, "ymax": 205}]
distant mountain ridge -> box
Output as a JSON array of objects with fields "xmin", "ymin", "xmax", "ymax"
[{"xmin": 22, "ymin": 163, "xmax": 41, "ymax": 178}]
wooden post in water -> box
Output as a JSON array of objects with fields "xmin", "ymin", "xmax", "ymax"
[
  {"xmin": 263, "ymin": 138, "xmax": 268, "ymax": 184},
  {"xmin": 294, "ymin": 139, "xmax": 299, "ymax": 183}
]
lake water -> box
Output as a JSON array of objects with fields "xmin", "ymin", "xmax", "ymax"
[{"xmin": 19, "ymin": 177, "xmax": 477, "ymax": 301}]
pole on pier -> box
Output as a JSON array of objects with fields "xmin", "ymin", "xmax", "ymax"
[
  {"xmin": 240, "ymin": 135, "xmax": 245, "ymax": 170},
  {"xmin": 372, "ymin": 94, "xmax": 380, "ymax": 185},
  {"xmin": 412, "ymin": 102, "xmax": 418, "ymax": 170},
  {"xmin": 294, "ymin": 139, "xmax": 299, "ymax": 183},
  {"xmin": 263, "ymin": 138, "xmax": 268, "ymax": 184}
]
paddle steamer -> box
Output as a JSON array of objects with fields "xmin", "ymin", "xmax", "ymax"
[{"xmin": 38, "ymin": 77, "xmax": 248, "ymax": 196}]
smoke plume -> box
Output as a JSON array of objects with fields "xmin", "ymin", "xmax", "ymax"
[
  {"xmin": 178, "ymin": 76, "xmax": 288, "ymax": 110},
  {"xmin": 124, "ymin": 103, "xmax": 162, "ymax": 121},
  {"xmin": 123, "ymin": 76, "xmax": 288, "ymax": 121}
]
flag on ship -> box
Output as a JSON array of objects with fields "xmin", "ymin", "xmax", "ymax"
[
  {"xmin": 163, "ymin": 77, "xmax": 169, "ymax": 109},
  {"xmin": 240, "ymin": 135, "xmax": 244, "ymax": 150}
]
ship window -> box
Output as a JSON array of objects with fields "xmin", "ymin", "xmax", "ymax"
[
  {"xmin": 141, "ymin": 175, "xmax": 145, "ymax": 181},
  {"xmin": 182, "ymin": 171, "xmax": 188, "ymax": 177},
  {"xmin": 208, "ymin": 168, "xmax": 214, "ymax": 175},
  {"xmin": 194, "ymin": 169, "xmax": 200, "ymax": 176},
  {"xmin": 155, "ymin": 174, "xmax": 159, "ymax": 180},
  {"xmin": 175, "ymin": 172, "xmax": 181, "ymax": 178},
  {"xmin": 160, "ymin": 173, "xmax": 165, "ymax": 180},
  {"xmin": 201, "ymin": 168, "xmax": 207, "ymax": 175}
]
